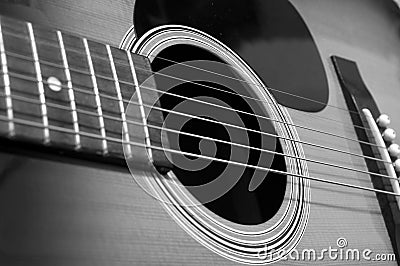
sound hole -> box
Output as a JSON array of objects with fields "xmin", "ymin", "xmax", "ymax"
[{"xmin": 152, "ymin": 44, "xmax": 287, "ymax": 225}]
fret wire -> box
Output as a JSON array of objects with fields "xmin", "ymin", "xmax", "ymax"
[
  {"xmin": 57, "ymin": 30, "xmax": 81, "ymax": 150},
  {"xmin": 0, "ymin": 113, "xmax": 398, "ymax": 197},
  {"xmin": 83, "ymin": 38, "xmax": 108, "ymax": 155},
  {"xmin": 27, "ymin": 22, "xmax": 49, "ymax": 143},
  {"xmin": 2, "ymin": 92, "xmax": 397, "ymax": 181},
  {"xmin": 127, "ymin": 51, "xmax": 153, "ymax": 162},
  {"xmin": 0, "ymin": 21, "xmax": 14, "ymax": 136},
  {"xmin": 106, "ymin": 45, "xmax": 132, "ymax": 158}
]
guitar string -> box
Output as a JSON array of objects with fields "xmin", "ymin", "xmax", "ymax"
[
  {"xmin": 2, "ymin": 91, "xmax": 397, "ymax": 182},
  {"xmin": 1, "ymin": 72, "xmax": 392, "ymax": 164},
  {"xmin": 2, "ymin": 50, "xmax": 379, "ymax": 150},
  {"xmin": 145, "ymin": 53, "xmax": 359, "ymax": 115},
  {"xmin": 0, "ymin": 114, "xmax": 398, "ymax": 197},
  {"xmin": 1, "ymin": 70, "xmax": 392, "ymax": 165},
  {"xmin": 139, "ymin": 76, "xmax": 381, "ymax": 148},
  {"xmin": 22, "ymin": 27, "xmax": 359, "ymax": 116},
  {"xmin": 145, "ymin": 101, "xmax": 390, "ymax": 164},
  {"xmin": 0, "ymin": 29, "xmax": 372, "ymax": 132},
  {"xmin": 0, "ymin": 32, "xmax": 373, "ymax": 132},
  {"xmin": 1, "ymin": 62, "xmax": 381, "ymax": 152}
]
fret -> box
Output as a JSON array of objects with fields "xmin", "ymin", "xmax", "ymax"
[
  {"xmin": 20, "ymin": 23, "xmax": 78, "ymax": 148},
  {"xmin": 84, "ymin": 40, "xmax": 125, "ymax": 156},
  {"xmin": 1, "ymin": 17, "xmax": 43, "ymax": 140},
  {"xmin": 83, "ymin": 38, "xmax": 108, "ymax": 155},
  {"xmin": 127, "ymin": 51, "xmax": 153, "ymax": 162},
  {"xmin": 107, "ymin": 46, "xmax": 153, "ymax": 163},
  {"xmin": 57, "ymin": 31, "xmax": 81, "ymax": 149},
  {"xmin": 106, "ymin": 44, "xmax": 132, "ymax": 158},
  {"xmin": 0, "ymin": 20, "xmax": 14, "ymax": 136},
  {"xmin": 0, "ymin": 15, "xmax": 172, "ymax": 170},
  {"xmin": 27, "ymin": 22, "xmax": 50, "ymax": 143},
  {"xmin": 126, "ymin": 53, "xmax": 172, "ymax": 169},
  {"xmin": 62, "ymin": 33, "xmax": 104, "ymax": 154}
]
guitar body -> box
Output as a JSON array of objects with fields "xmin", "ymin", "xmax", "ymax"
[{"xmin": 1, "ymin": 0, "xmax": 400, "ymax": 265}]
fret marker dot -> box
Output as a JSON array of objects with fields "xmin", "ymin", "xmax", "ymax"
[{"xmin": 47, "ymin": 76, "xmax": 62, "ymax": 92}]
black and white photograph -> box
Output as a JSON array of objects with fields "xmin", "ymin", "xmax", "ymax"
[{"xmin": 0, "ymin": 0, "xmax": 400, "ymax": 265}]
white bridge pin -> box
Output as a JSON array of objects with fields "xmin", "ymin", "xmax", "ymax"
[
  {"xmin": 47, "ymin": 76, "xmax": 62, "ymax": 92},
  {"xmin": 388, "ymin": 143, "xmax": 400, "ymax": 157},
  {"xmin": 394, "ymin": 159, "xmax": 400, "ymax": 173},
  {"xmin": 377, "ymin": 114, "xmax": 391, "ymax": 128},
  {"xmin": 382, "ymin": 128, "xmax": 396, "ymax": 142}
]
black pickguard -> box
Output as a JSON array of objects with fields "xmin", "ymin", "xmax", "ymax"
[{"xmin": 133, "ymin": 0, "xmax": 329, "ymax": 112}]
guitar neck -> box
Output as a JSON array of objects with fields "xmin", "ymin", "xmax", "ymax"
[{"xmin": 0, "ymin": 15, "xmax": 165, "ymax": 166}]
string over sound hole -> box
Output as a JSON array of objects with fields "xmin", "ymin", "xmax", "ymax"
[{"xmin": 150, "ymin": 44, "xmax": 288, "ymax": 225}]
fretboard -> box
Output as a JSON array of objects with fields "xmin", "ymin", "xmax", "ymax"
[{"xmin": 0, "ymin": 15, "xmax": 170, "ymax": 170}]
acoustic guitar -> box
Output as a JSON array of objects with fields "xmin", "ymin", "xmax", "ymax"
[{"xmin": 0, "ymin": 0, "xmax": 400, "ymax": 265}]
